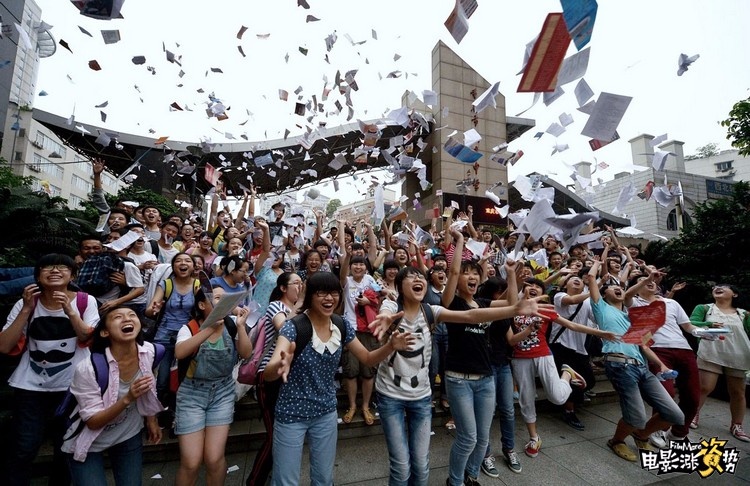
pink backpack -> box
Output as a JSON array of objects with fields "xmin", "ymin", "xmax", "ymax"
[{"xmin": 237, "ymin": 315, "xmax": 269, "ymax": 385}]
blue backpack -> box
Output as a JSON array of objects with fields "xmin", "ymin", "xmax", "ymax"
[{"xmin": 56, "ymin": 343, "xmax": 166, "ymax": 441}]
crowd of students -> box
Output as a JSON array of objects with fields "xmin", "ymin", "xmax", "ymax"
[{"xmin": 1, "ymin": 160, "xmax": 749, "ymax": 486}]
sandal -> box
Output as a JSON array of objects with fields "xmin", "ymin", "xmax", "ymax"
[
  {"xmin": 362, "ymin": 408, "xmax": 376, "ymax": 426},
  {"xmin": 607, "ymin": 439, "xmax": 637, "ymax": 462},
  {"xmin": 342, "ymin": 407, "xmax": 357, "ymax": 424}
]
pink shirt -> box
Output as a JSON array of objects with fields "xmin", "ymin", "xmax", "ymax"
[{"xmin": 66, "ymin": 342, "xmax": 164, "ymax": 462}]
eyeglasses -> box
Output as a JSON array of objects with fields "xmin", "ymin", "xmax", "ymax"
[
  {"xmin": 404, "ymin": 273, "xmax": 427, "ymax": 281},
  {"xmin": 314, "ymin": 290, "xmax": 341, "ymax": 298},
  {"xmin": 40, "ymin": 265, "xmax": 71, "ymax": 273},
  {"xmin": 713, "ymin": 285, "xmax": 731, "ymax": 290}
]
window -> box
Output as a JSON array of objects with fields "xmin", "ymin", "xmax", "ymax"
[
  {"xmin": 715, "ymin": 161, "xmax": 733, "ymax": 172},
  {"xmin": 72, "ymin": 174, "xmax": 91, "ymax": 193},
  {"xmin": 69, "ymin": 195, "xmax": 84, "ymax": 209},
  {"xmin": 34, "ymin": 131, "xmax": 67, "ymax": 159},
  {"xmin": 666, "ymin": 209, "xmax": 693, "ymax": 231}
]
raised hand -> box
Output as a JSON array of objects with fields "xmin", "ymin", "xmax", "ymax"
[
  {"xmin": 277, "ymin": 341, "xmax": 297, "ymax": 383},
  {"xmin": 368, "ymin": 311, "xmax": 404, "ymax": 341}
]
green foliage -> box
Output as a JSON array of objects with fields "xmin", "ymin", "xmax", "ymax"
[
  {"xmin": 79, "ymin": 184, "xmax": 179, "ymax": 220},
  {"xmin": 0, "ymin": 160, "xmax": 33, "ymax": 188},
  {"xmin": 0, "ymin": 186, "xmax": 96, "ymax": 266},
  {"xmin": 721, "ymin": 97, "xmax": 750, "ymax": 157},
  {"xmin": 657, "ymin": 181, "xmax": 750, "ymax": 309},
  {"xmin": 326, "ymin": 198, "xmax": 342, "ymax": 218},
  {"xmin": 684, "ymin": 142, "xmax": 720, "ymax": 161}
]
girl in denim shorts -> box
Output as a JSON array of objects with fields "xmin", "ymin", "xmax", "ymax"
[{"xmin": 173, "ymin": 286, "xmax": 252, "ymax": 486}]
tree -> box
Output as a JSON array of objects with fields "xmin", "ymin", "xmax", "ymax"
[
  {"xmin": 721, "ymin": 96, "xmax": 750, "ymax": 157},
  {"xmin": 79, "ymin": 184, "xmax": 180, "ymax": 222},
  {"xmin": 0, "ymin": 162, "xmax": 33, "ymax": 189},
  {"xmin": 326, "ymin": 198, "xmax": 342, "ymax": 218},
  {"xmin": 647, "ymin": 181, "xmax": 750, "ymax": 310},
  {"xmin": 684, "ymin": 142, "xmax": 720, "ymax": 161}
]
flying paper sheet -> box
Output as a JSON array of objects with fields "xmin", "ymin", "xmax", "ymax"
[
  {"xmin": 422, "ymin": 90, "xmax": 437, "ymax": 106},
  {"xmin": 561, "ymin": 0, "xmax": 598, "ymax": 50},
  {"xmin": 543, "ymin": 87, "xmax": 565, "ymax": 106},
  {"xmin": 518, "ymin": 13, "xmax": 572, "ymax": 93},
  {"xmin": 204, "ymin": 163, "xmax": 221, "ymax": 186},
  {"xmin": 444, "ymin": 0, "xmax": 478, "ymax": 44},
  {"xmin": 472, "ymin": 82, "xmax": 501, "ymax": 114},
  {"xmin": 677, "ymin": 53, "xmax": 700, "ymax": 76},
  {"xmin": 555, "ymin": 47, "xmax": 590, "ymax": 86},
  {"xmin": 612, "ymin": 182, "xmax": 636, "ymax": 216},
  {"xmin": 581, "ymin": 93, "xmax": 632, "ymax": 141},
  {"xmin": 574, "ymin": 78, "xmax": 594, "ymax": 107},
  {"xmin": 201, "ymin": 291, "xmax": 250, "ymax": 330},
  {"xmin": 546, "ymin": 122, "xmax": 566, "ymax": 137},
  {"xmin": 650, "ymin": 133, "xmax": 668, "ymax": 147},
  {"xmin": 444, "ymin": 138, "xmax": 482, "ymax": 163},
  {"xmin": 515, "ymin": 198, "xmax": 556, "ymax": 240}
]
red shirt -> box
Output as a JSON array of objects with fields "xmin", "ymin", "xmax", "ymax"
[{"xmin": 512, "ymin": 315, "xmax": 552, "ymax": 359}]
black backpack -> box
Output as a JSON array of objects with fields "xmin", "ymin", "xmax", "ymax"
[{"xmin": 290, "ymin": 313, "xmax": 347, "ymax": 363}]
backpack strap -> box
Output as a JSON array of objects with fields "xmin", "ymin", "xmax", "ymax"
[
  {"xmin": 90, "ymin": 352, "xmax": 110, "ymax": 395},
  {"xmin": 152, "ymin": 342, "xmax": 166, "ymax": 370},
  {"xmin": 150, "ymin": 240, "xmax": 160, "ymax": 259},
  {"xmin": 291, "ymin": 313, "xmax": 314, "ymax": 362},
  {"xmin": 549, "ymin": 301, "xmax": 584, "ymax": 344},
  {"xmin": 420, "ymin": 303, "xmax": 435, "ymax": 331},
  {"xmin": 75, "ymin": 292, "xmax": 89, "ymax": 317},
  {"xmin": 164, "ymin": 278, "xmax": 175, "ymax": 301}
]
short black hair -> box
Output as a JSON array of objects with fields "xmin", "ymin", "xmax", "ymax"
[
  {"xmin": 383, "ymin": 259, "xmax": 400, "ymax": 272},
  {"xmin": 301, "ymin": 271, "xmax": 341, "ymax": 311},
  {"xmin": 34, "ymin": 253, "xmax": 76, "ymax": 280}
]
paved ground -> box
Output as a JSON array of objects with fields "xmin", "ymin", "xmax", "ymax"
[{"xmin": 37, "ymin": 395, "xmax": 749, "ymax": 485}]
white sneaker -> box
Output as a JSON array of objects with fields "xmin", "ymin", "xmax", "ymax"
[{"xmin": 649, "ymin": 430, "xmax": 669, "ymax": 449}]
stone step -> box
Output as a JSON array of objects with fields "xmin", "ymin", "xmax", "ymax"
[{"xmin": 29, "ymin": 371, "xmax": 618, "ymax": 473}]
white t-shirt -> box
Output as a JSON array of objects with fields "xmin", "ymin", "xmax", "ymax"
[
  {"xmin": 343, "ymin": 274, "xmax": 377, "ymax": 327},
  {"xmin": 630, "ymin": 296, "xmax": 692, "ymax": 350},
  {"xmin": 552, "ymin": 292, "xmax": 595, "ymax": 354},
  {"xmin": 98, "ymin": 261, "xmax": 146, "ymax": 306},
  {"xmin": 375, "ymin": 300, "xmax": 441, "ymax": 400},
  {"xmin": 3, "ymin": 294, "xmax": 99, "ymax": 392}
]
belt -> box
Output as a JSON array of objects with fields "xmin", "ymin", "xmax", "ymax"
[
  {"xmin": 445, "ymin": 370, "xmax": 486, "ymax": 381},
  {"xmin": 604, "ymin": 354, "xmax": 641, "ymax": 366}
]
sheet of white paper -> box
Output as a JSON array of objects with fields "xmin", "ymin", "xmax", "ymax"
[
  {"xmin": 581, "ymin": 92, "xmax": 632, "ymax": 141},
  {"xmin": 513, "ymin": 175, "xmax": 534, "ymax": 201},
  {"xmin": 652, "ymin": 150, "xmax": 671, "ymax": 171},
  {"xmin": 472, "ymin": 81, "xmax": 501, "ymax": 114},
  {"xmin": 386, "ymin": 107, "xmax": 409, "ymax": 127},
  {"xmin": 527, "ymin": 248, "xmax": 548, "ymax": 268},
  {"xmin": 652, "ymin": 186, "xmax": 675, "ymax": 207},
  {"xmin": 227, "ymin": 465, "xmax": 240, "ymax": 473},
  {"xmin": 485, "ymin": 190, "xmax": 502, "ymax": 206},
  {"xmin": 515, "ymin": 198, "xmax": 556, "ymax": 240},
  {"xmin": 104, "ymin": 230, "xmax": 141, "ymax": 252},
  {"xmin": 463, "ymin": 128, "xmax": 482, "ymax": 147},
  {"xmin": 543, "ymin": 87, "xmax": 565, "ymax": 106},
  {"xmin": 422, "ymin": 90, "xmax": 437, "ymax": 106},
  {"xmin": 201, "ymin": 291, "xmax": 249, "ymax": 330},
  {"xmin": 515, "ymin": 92, "xmax": 541, "ymax": 116},
  {"xmin": 612, "ymin": 182, "xmax": 636, "ymax": 216},
  {"xmin": 577, "ymin": 99, "xmax": 596, "ymax": 114},
  {"xmin": 556, "ymin": 47, "xmax": 590, "ymax": 86},
  {"xmin": 533, "ymin": 186, "xmax": 556, "ymax": 203},
  {"xmin": 559, "ymin": 112, "xmax": 574, "ymax": 127},
  {"xmin": 574, "ymin": 78, "xmax": 594, "ymax": 107},
  {"xmin": 650, "ymin": 133, "xmax": 668, "ymax": 147},
  {"xmin": 465, "ymin": 239, "xmax": 487, "ymax": 258},
  {"xmin": 496, "ymin": 205, "xmax": 510, "ymax": 218},
  {"xmin": 546, "ymin": 122, "xmax": 566, "ymax": 137},
  {"xmin": 151, "ymin": 474, "xmax": 162, "ymax": 479}
]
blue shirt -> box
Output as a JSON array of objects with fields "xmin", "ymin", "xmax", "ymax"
[
  {"xmin": 275, "ymin": 316, "xmax": 355, "ymax": 424},
  {"xmin": 590, "ymin": 297, "xmax": 645, "ymax": 364}
]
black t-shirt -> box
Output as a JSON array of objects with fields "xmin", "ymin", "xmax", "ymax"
[
  {"xmin": 445, "ymin": 296, "xmax": 493, "ymax": 375},
  {"xmin": 488, "ymin": 318, "xmax": 513, "ymax": 366}
]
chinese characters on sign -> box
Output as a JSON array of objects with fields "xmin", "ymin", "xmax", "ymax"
[{"xmin": 640, "ymin": 437, "xmax": 740, "ymax": 478}]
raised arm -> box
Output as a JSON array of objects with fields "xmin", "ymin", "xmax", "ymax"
[
  {"xmin": 586, "ymin": 260, "xmax": 602, "ymax": 304},
  {"xmin": 442, "ymin": 227, "xmax": 464, "ymax": 307}
]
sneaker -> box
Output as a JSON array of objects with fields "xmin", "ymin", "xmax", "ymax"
[
  {"xmin": 480, "ymin": 456, "xmax": 499, "ymax": 478},
  {"xmin": 503, "ymin": 450, "xmax": 523, "ymax": 473},
  {"xmin": 632, "ymin": 434, "xmax": 656, "ymax": 452},
  {"xmin": 525, "ymin": 436, "xmax": 541, "ymax": 458},
  {"xmin": 562, "ymin": 411, "xmax": 585, "ymax": 431},
  {"xmin": 648, "ymin": 430, "xmax": 669, "ymax": 449},
  {"xmin": 690, "ymin": 413, "xmax": 699, "ymax": 429},
  {"xmin": 561, "ymin": 364, "xmax": 587, "ymax": 388},
  {"xmin": 731, "ymin": 423, "xmax": 750, "ymax": 442},
  {"xmin": 463, "ymin": 472, "xmax": 481, "ymax": 486}
]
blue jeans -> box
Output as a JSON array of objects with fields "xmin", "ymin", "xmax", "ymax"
[
  {"xmin": 377, "ymin": 393, "xmax": 432, "ymax": 486},
  {"xmin": 605, "ymin": 361, "xmax": 685, "ymax": 429},
  {"xmin": 487, "ymin": 363, "xmax": 515, "ymax": 454},
  {"xmin": 272, "ymin": 410, "xmax": 338, "ymax": 486},
  {"xmin": 153, "ymin": 337, "xmax": 175, "ymax": 401},
  {"xmin": 8, "ymin": 388, "xmax": 70, "ymax": 486},
  {"xmin": 446, "ymin": 374, "xmax": 495, "ymax": 484},
  {"xmin": 67, "ymin": 432, "xmax": 143, "ymax": 486}
]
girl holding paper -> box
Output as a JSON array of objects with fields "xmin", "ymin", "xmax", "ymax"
[{"xmin": 174, "ymin": 285, "xmax": 252, "ymax": 486}]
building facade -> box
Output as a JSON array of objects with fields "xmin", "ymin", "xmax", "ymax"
[{"xmin": 684, "ymin": 149, "xmax": 750, "ymax": 183}]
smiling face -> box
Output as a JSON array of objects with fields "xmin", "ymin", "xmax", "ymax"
[
  {"xmin": 306, "ymin": 252, "xmax": 322, "ymax": 272},
  {"xmin": 143, "ymin": 207, "xmax": 160, "ymax": 225},
  {"xmin": 712, "ymin": 284, "xmax": 737, "ymax": 301},
  {"xmin": 38, "ymin": 264, "xmax": 73, "ymax": 289},
  {"xmin": 107, "ymin": 212, "xmax": 127, "ymax": 230},
  {"xmin": 394, "ymin": 248, "xmax": 409, "ymax": 265},
  {"xmin": 172, "ymin": 253, "xmax": 194, "ymax": 278},
  {"xmin": 311, "ymin": 289, "xmax": 340, "ymax": 317},
  {"xmin": 524, "ymin": 282, "xmax": 544, "ymax": 299},
  {"xmin": 350, "ymin": 261, "xmax": 367, "ymax": 280},
  {"xmin": 458, "ymin": 267, "xmax": 481, "ymax": 297},
  {"xmin": 400, "ymin": 271, "xmax": 427, "ymax": 303},
  {"xmin": 101, "ymin": 307, "xmax": 141, "ymax": 343},
  {"xmin": 429, "ymin": 268, "xmax": 446, "ymax": 287},
  {"xmin": 226, "ymin": 237, "xmax": 243, "ymax": 255},
  {"xmin": 80, "ymin": 239, "xmax": 103, "ymax": 260},
  {"xmin": 549, "ymin": 253, "xmax": 563, "ymax": 269},
  {"xmin": 181, "ymin": 225, "xmax": 194, "ymax": 241},
  {"xmin": 564, "ymin": 276, "xmax": 584, "ymax": 294},
  {"xmin": 603, "ymin": 284, "xmax": 625, "ymax": 303},
  {"xmin": 283, "ymin": 274, "xmax": 303, "ymax": 301}
]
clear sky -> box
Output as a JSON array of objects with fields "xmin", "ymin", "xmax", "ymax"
[{"xmin": 31, "ymin": 0, "xmax": 750, "ymax": 204}]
